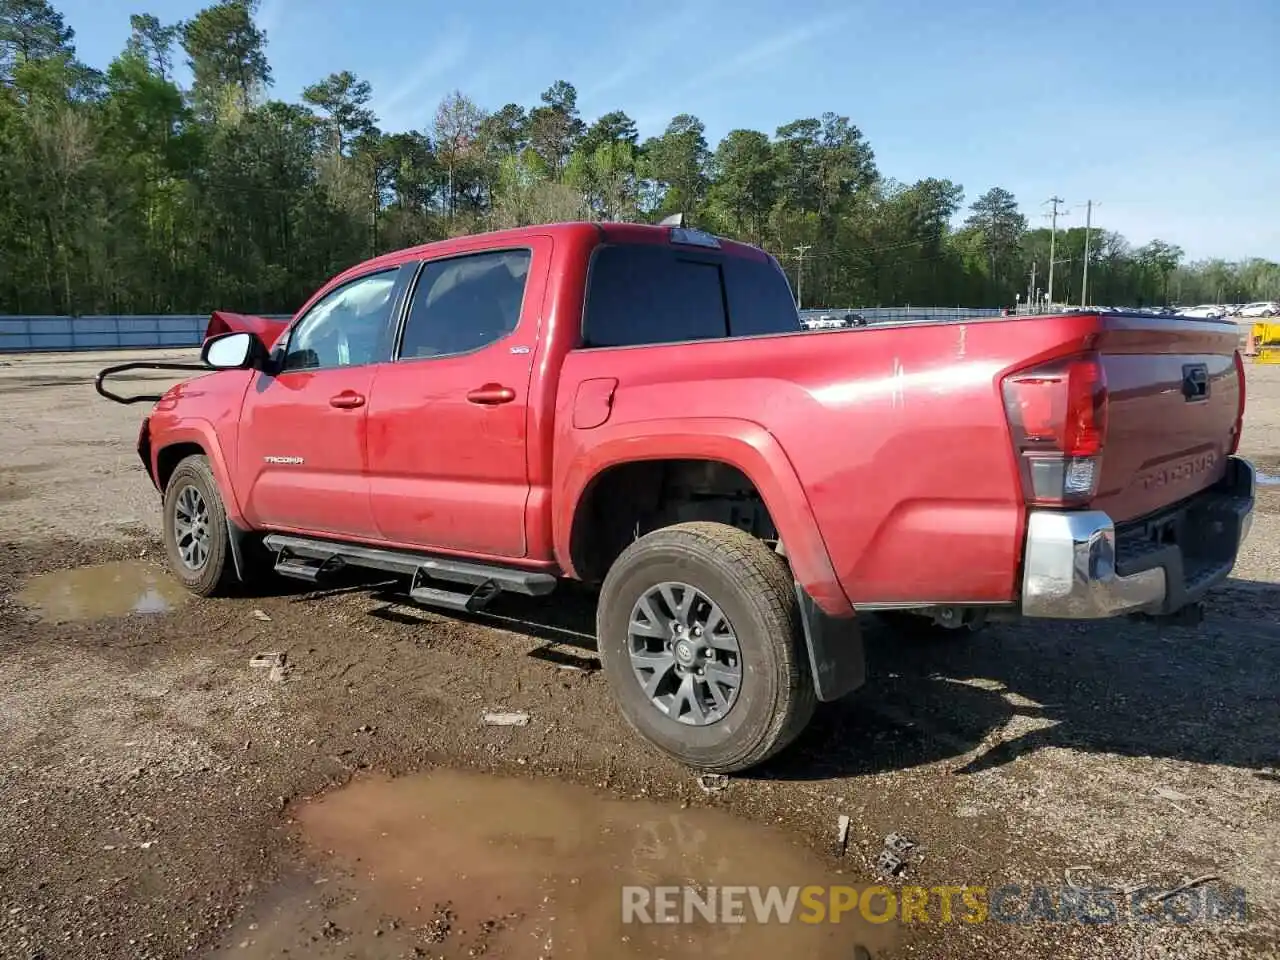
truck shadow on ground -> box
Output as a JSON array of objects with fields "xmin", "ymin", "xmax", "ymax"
[
  {"xmin": 766, "ymin": 577, "xmax": 1280, "ymax": 781},
  {"xmin": 355, "ymin": 575, "xmax": 1280, "ymax": 782}
]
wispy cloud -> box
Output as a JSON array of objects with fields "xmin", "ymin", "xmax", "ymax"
[
  {"xmin": 630, "ymin": 8, "xmax": 854, "ymax": 132},
  {"xmin": 684, "ymin": 9, "xmax": 851, "ymax": 95},
  {"xmin": 578, "ymin": 5, "xmax": 708, "ymax": 104},
  {"xmin": 372, "ymin": 25, "xmax": 472, "ymax": 132}
]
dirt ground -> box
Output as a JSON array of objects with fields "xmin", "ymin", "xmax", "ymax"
[{"xmin": 1, "ymin": 348, "xmax": 1278, "ymax": 960}]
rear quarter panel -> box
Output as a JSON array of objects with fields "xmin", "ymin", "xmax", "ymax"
[{"xmin": 555, "ymin": 316, "xmax": 1094, "ymax": 607}]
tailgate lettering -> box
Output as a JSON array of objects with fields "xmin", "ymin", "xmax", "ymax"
[{"xmin": 1138, "ymin": 451, "xmax": 1217, "ymax": 491}]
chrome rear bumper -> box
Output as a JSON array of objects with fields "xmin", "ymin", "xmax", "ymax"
[{"xmin": 1020, "ymin": 457, "xmax": 1256, "ymax": 619}]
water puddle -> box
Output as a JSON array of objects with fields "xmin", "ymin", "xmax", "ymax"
[
  {"xmin": 1257, "ymin": 470, "xmax": 1280, "ymax": 486},
  {"xmin": 18, "ymin": 560, "xmax": 188, "ymax": 623},
  {"xmin": 220, "ymin": 769, "xmax": 893, "ymax": 959}
]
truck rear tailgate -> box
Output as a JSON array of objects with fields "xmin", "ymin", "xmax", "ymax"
[{"xmin": 1092, "ymin": 316, "xmax": 1242, "ymax": 523}]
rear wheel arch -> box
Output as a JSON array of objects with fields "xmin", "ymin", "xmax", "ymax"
[
  {"xmin": 568, "ymin": 458, "xmax": 780, "ymax": 584},
  {"xmin": 562, "ymin": 430, "xmax": 849, "ymax": 617}
]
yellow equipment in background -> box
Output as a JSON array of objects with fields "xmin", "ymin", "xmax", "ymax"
[{"xmin": 1250, "ymin": 322, "xmax": 1280, "ymax": 363}]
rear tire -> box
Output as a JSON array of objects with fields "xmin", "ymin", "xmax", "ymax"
[
  {"xmin": 162, "ymin": 454, "xmax": 238, "ymax": 597},
  {"xmin": 596, "ymin": 522, "xmax": 816, "ymax": 773}
]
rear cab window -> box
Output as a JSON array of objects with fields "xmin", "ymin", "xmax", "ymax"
[{"xmin": 581, "ymin": 240, "xmax": 800, "ymax": 348}]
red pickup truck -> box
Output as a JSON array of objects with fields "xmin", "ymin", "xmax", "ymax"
[{"xmin": 105, "ymin": 221, "xmax": 1256, "ymax": 773}]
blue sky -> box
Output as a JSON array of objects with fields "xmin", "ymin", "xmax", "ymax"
[{"xmin": 56, "ymin": 0, "xmax": 1279, "ymax": 261}]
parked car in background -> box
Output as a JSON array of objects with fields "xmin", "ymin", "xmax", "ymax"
[
  {"xmin": 802, "ymin": 313, "xmax": 845, "ymax": 330},
  {"xmin": 1179, "ymin": 304, "xmax": 1227, "ymax": 319},
  {"xmin": 802, "ymin": 311, "xmax": 868, "ymax": 329},
  {"xmin": 1238, "ymin": 301, "xmax": 1278, "ymax": 318}
]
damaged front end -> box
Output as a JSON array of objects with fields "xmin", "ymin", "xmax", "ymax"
[{"xmin": 95, "ymin": 310, "xmax": 287, "ymax": 406}]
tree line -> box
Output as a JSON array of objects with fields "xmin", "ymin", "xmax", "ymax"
[{"xmin": 1, "ymin": 0, "xmax": 1276, "ymax": 317}]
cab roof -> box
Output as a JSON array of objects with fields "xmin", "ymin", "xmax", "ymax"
[{"xmin": 333, "ymin": 221, "xmax": 771, "ymax": 285}]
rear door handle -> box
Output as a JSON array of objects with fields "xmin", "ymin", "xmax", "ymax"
[
  {"xmin": 329, "ymin": 391, "xmax": 366, "ymax": 409},
  {"xmin": 467, "ymin": 383, "xmax": 516, "ymax": 405}
]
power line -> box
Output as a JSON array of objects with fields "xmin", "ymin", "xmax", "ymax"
[
  {"xmin": 1045, "ymin": 196, "xmax": 1064, "ymax": 306},
  {"xmin": 1080, "ymin": 199, "xmax": 1098, "ymax": 308},
  {"xmin": 786, "ymin": 234, "xmax": 943, "ymax": 258},
  {"xmin": 792, "ymin": 245, "xmax": 812, "ymax": 309}
]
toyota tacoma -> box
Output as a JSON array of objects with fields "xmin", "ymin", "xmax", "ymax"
[{"xmin": 98, "ymin": 220, "xmax": 1256, "ymax": 773}]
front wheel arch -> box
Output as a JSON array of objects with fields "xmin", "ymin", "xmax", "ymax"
[{"xmin": 156, "ymin": 441, "xmax": 206, "ymax": 493}]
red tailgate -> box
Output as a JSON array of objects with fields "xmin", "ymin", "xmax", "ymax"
[{"xmin": 1091, "ymin": 316, "xmax": 1242, "ymax": 522}]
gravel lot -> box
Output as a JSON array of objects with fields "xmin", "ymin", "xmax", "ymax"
[{"xmin": 1, "ymin": 348, "xmax": 1277, "ymax": 959}]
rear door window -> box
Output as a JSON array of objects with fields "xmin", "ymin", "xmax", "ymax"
[{"xmin": 397, "ymin": 249, "xmax": 531, "ymax": 360}]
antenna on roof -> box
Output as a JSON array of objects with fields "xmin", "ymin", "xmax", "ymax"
[{"xmin": 658, "ymin": 212, "xmax": 684, "ymax": 227}]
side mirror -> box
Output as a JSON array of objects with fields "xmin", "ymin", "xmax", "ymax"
[{"xmin": 201, "ymin": 331, "xmax": 264, "ymax": 370}]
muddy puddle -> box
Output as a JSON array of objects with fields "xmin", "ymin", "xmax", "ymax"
[
  {"xmin": 17, "ymin": 560, "xmax": 188, "ymax": 623},
  {"xmin": 1258, "ymin": 470, "xmax": 1280, "ymax": 486},
  {"xmin": 219, "ymin": 769, "xmax": 894, "ymax": 959}
]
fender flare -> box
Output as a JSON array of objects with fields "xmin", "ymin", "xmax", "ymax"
[
  {"xmin": 555, "ymin": 416, "xmax": 852, "ymax": 618},
  {"xmin": 150, "ymin": 420, "xmax": 248, "ymax": 529}
]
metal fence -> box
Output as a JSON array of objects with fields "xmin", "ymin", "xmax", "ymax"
[
  {"xmin": 0, "ymin": 315, "xmax": 290, "ymax": 353},
  {"xmin": 800, "ymin": 307, "xmax": 1004, "ymax": 324},
  {"xmin": 0, "ymin": 307, "xmax": 1004, "ymax": 353}
]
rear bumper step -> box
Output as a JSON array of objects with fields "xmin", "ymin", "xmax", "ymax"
[{"xmin": 1020, "ymin": 456, "xmax": 1255, "ymax": 619}]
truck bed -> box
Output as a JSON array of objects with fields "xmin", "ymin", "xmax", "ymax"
[{"xmin": 559, "ymin": 310, "xmax": 1243, "ymax": 606}]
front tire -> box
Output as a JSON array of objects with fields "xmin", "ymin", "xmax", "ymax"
[
  {"xmin": 596, "ymin": 522, "xmax": 816, "ymax": 773},
  {"xmin": 162, "ymin": 454, "xmax": 237, "ymax": 597}
]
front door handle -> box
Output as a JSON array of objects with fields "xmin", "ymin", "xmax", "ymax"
[
  {"xmin": 467, "ymin": 383, "xmax": 516, "ymax": 405},
  {"xmin": 329, "ymin": 391, "xmax": 366, "ymax": 409}
]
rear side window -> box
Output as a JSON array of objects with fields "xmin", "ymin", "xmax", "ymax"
[
  {"xmin": 398, "ymin": 248, "xmax": 531, "ymax": 360},
  {"xmin": 581, "ymin": 243, "xmax": 799, "ymax": 348},
  {"xmin": 722, "ymin": 256, "xmax": 803, "ymax": 337}
]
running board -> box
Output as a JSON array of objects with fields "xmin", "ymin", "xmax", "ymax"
[{"xmin": 262, "ymin": 534, "xmax": 558, "ymax": 601}]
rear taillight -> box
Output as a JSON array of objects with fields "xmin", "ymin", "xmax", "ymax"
[
  {"xmin": 1001, "ymin": 353, "xmax": 1108, "ymax": 506},
  {"xmin": 1229, "ymin": 349, "xmax": 1246, "ymax": 455}
]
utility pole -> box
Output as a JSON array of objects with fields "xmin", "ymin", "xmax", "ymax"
[
  {"xmin": 1046, "ymin": 196, "xmax": 1064, "ymax": 307},
  {"xmin": 1080, "ymin": 200, "xmax": 1093, "ymax": 308},
  {"xmin": 1029, "ymin": 260, "xmax": 1037, "ymax": 313},
  {"xmin": 793, "ymin": 245, "xmax": 812, "ymax": 309}
]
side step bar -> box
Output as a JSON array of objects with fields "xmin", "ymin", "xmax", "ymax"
[
  {"xmin": 263, "ymin": 533, "xmax": 557, "ymax": 613},
  {"xmin": 274, "ymin": 555, "xmax": 345, "ymax": 582}
]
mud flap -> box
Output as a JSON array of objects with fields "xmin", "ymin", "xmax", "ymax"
[
  {"xmin": 794, "ymin": 583, "xmax": 866, "ymax": 702},
  {"xmin": 227, "ymin": 520, "xmax": 260, "ymax": 583}
]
